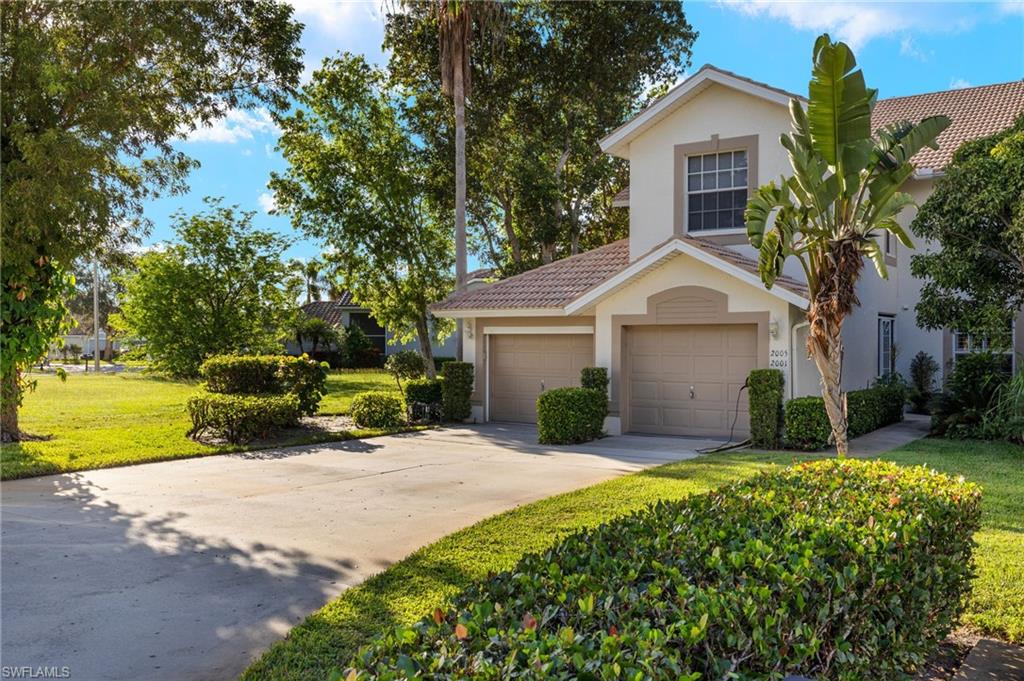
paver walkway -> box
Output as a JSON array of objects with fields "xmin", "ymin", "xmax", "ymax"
[
  {"xmin": 952, "ymin": 639, "xmax": 1024, "ymax": 681},
  {"xmin": 849, "ymin": 413, "xmax": 931, "ymax": 457}
]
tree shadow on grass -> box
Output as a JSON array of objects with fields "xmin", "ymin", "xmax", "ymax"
[{"xmin": 1, "ymin": 472, "xmax": 366, "ymax": 681}]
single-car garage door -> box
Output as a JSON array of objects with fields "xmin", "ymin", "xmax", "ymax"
[
  {"xmin": 627, "ymin": 324, "xmax": 757, "ymax": 438},
  {"xmin": 489, "ymin": 333, "xmax": 594, "ymax": 423}
]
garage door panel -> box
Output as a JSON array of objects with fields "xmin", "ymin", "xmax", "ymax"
[
  {"xmin": 626, "ymin": 324, "xmax": 758, "ymax": 438},
  {"xmin": 490, "ymin": 333, "xmax": 594, "ymax": 423}
]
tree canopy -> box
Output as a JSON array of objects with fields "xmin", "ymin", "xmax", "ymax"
[
  {"xmin": 114, "ymin": 200, "xmax": 296, "ymax": 377},
  {"xmin": 0, "ymin": 0, "xmax": 303, "ymax": 437},
  {"xmin": 270, "ymin": 54, "xmax": 454, "ymax": 378},
  {"xmin": 911, "ymin": 114, "xmax": 1024, "ymax": 340},
  {"xmin": 385, "ymin": 0, "xmax": 696, "ymax": 274}
]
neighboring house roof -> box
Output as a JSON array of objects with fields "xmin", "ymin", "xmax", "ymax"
[
  {"xmin": 466, "ymin": 267, "xmax": 495, "ymax": 283},
  {"xmin": 431, "ymin": 236, "xmax": 808, "ymax": 314},
  {"xmin": 872, "ymin": 80, "xmax": 1024, "ymax": 170},
  {"xmin": 612, "ymin": 187, "xmax": 629, "ymax": 207},
  {"xmin": 302, "ymin": 298, "xmax": 365, "ymax": 326},
  {"xmin": 600, "ymin": 64, "xmax": 804, "ymax": 158}
]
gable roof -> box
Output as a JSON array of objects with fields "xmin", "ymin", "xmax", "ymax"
[
  {"xmin": 431, "ymin": 235, "xmax": 808, "ymax": 315},
  {"xmin": 600, "ymin": 64, "xmax": 803, "ymax": 158},
  {"xmin": 872, "ymin": 80, "xmax": 1024, "ymax": 170},
  {"xmin": 302, "ymin": 296, "xmax": 365, "ymax": 326}
]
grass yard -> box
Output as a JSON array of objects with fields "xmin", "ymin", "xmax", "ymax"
[
  {"xmin": 243, "ymin": 438, "xmax": 1023, "ymax": 681},
  {"xmin": 1, "ymin": 370, "xmax": 403, "ymax": 480}
]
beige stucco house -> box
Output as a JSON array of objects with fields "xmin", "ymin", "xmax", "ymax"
[{"xmin": 432, "ymin": 66, "xmax": 1024, "ymax": 438}]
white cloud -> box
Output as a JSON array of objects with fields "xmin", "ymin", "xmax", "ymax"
[
  {"xmin": 999, "ymin": 1, "xmax": 1024, "ymax": 15},
  {"xmin": 716, "ymin": 1, "xmax": 979, "ymax": 50},
  {"xmin": 258, "ymin": 191, "xmax": 278, "ymax": 214},
  {"xmin": 289, "ymin": 0, "xmax": 380, "ymax": 37},
  {"xmin": 899, "ymin": 36, "xmax": 931, "ymax": 61},
  {"xmin": 949, "ymin": 77, "xmax": 972, "ymax": 89},
  {"xmin": 180, "ymin": 108, "xmax": 279, "ymax": 144},
  {"xmin": 241, "ymin": 148, "xmax": 253, "ymax": 157}
]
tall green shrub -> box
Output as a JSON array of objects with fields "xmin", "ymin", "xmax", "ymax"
[
  {"xmin": 537, "ymin": 388, "xmax": 606, "ymax": 445},
  {"xmin": 580, "ymin": 367, "xmax": 609, "ymax": 393},
  {"xmin": 441, "ymin": 361, "xmax": 473, "ymax": 422},
  {"xmin": 909, "ymin": 351, "xmax": 939, "ymax": 414},
  {"xmin": 748, "ymin": 369, "xmax": 784, "ymax": 448}
]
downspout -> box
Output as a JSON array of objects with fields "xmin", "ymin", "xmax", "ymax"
[{"xmin": 790, "ymin": 319, "xmax": 810, "ymax": 400}]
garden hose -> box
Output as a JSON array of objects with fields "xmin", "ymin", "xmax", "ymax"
[{"xmin": 696, "ymin": 377, "xmax": 752, "ymax": 454}]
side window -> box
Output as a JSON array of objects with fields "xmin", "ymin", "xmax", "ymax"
[{"xmin": 877, "ymin": 315, "xmax": 895, "ymax": 376}]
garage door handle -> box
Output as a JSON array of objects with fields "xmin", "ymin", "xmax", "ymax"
[
  {"xmin": 690, "ymin": 385, "xmax": 695, "ymax": 399},
  {"xmin": 540, "ymin": 380, "xmax": 545, "ymax": 392}
]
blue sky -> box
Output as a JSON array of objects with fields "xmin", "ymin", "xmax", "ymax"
[{"xmin": 143, "ymin": 0, "xmax": 1024, "ymax": 266}]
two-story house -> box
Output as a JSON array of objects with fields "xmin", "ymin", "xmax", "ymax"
[{"xmin": 431, "ymin": 66, "xmax": 1024, "ymax": 438}]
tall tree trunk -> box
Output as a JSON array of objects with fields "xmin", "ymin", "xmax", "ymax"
[
  {"xmin": 416, "ymin": 313, "xmax": 437, "ymax": 380},
  {"xmin": 807, "ymin": 311, "xmax": 849, "ymax": 457},
  {"xmin": 1, "ymin": 370, "xmax": 20, "ymax": 442},
  {"xmin": 500, "ymin": 196, "xmax": 522, "ymax": 266},
  {"xmin": 453, "ymin": 49, "xmax": 467, "ymax": 362}
]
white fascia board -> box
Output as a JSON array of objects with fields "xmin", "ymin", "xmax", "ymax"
[
  {"xmin": 431, "ymin": 307, "xmax": 568, "ymax": 319},
  {"xmin": 599, "ymin": 68, "xmax": 800, "ymax": 158},
  {"xmin": 564, "ymin": 239, "xmax": 808, "ymax": 314},
  {"xmin": 483, "ymin": 326, "xmax": 594, "ymax": 335}
]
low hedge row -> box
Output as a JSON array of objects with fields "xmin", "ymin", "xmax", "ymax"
[
  {"xmin": 784, "ymin": 383, "xmax": 905, "ymax": 450},
  {"xmin": 537, "ymin": 387, "xmax": 606, "ymax": 444},
  {"xmin": 199, "ymin": 354, "xmax": 327, "ymax": 416},
  {"xmin": 186, "ymin": 392, "xmax": 299, "ymax": 444},
  {"xmin": 349, "ymin": 459, "xmax": 981, "ymax": 680},
  {"xmin": 351, "ymin": 392, "xmax": 406, "ymax": 429}
]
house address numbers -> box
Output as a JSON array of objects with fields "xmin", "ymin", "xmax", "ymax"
[{"xmin": 769, "ymin": 348, "xmax": 788, "ymax": 369}]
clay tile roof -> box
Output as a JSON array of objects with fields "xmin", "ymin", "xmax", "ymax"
[
  {"xmin": 679, "ymin": 236, "xmax": 809, "ymax": 299},
  {"xmin": 612, "ymin": 187, "xmax": 630, "ymax": 205},
  {"xmin": 431, "ymin": 239, "xmax": 631, "ymax": 311},
  {"xmin": 873, "ymin": 80, "xmax": 1024, "ymax": 170},
  {"xmin": 302, "ymin": 295, "xmax": 364, "ymax": 326}
]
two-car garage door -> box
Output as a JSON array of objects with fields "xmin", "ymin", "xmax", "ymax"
[
  {"xmin": 489, "ymin": 334, "xmax": 594, "ymax": 423},
  {"xmin": 627, "ymin": 324, "xmax": 757, "ymax": 438}
]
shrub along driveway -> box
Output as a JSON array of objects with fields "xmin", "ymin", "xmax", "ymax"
[{"xmin": 0, "ymin": 424, "xmax": 706, "ymax": 681}]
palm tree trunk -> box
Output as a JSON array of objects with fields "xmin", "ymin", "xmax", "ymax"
[
  {"xmin": 453, "ymin": 48, "xmax": 467, "ymax": 362},
  {"xmin": 807, "ymin": 311, "xmax": 849, "ymax": 457},
  {"xmin": 1, "ymin": 370, "xmax": 20, "ymax": 442}
]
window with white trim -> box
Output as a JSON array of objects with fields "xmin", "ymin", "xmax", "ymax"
[
  {"xmin": 953, "ymin": 324, "xmax": 1015, "ymax": 372},
  {"xmin": 686, "ymin": 150, "xmax": 748, "ymax": 231},
  {"xmin": 878, "ymin": 315, "xmax": 895, "ymax": 376}
]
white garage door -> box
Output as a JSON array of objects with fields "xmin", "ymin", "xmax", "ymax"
[
  {"xmin": 489, "ymin": 334, "xmax": 594, "ymax": 423},
  {"xmin": 627, "ymin": 324, "xmax": 757, "ymax": 438}
]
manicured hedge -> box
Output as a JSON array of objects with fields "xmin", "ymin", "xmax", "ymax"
[
  {"xmin": 186, "ymin": 392, "xmax": 300, "ymax": 444},
  {"xmin": 748, "ymin": 368, "xmax": 784, "ymax": 448},
  {"xmin": 580, "ymin": 366, "xmax": 609, "ymax": 393},
  {"xmin": 537, "ymin": 387, "xmax": 606, "ymax": 444},
  {"xmin": 785, "ymin": 383, "xmax": 905, "ymax": 450},
  {"xmin": 440, "ymin": 361, "xmax": 474, "ymax": 422},
  {"xmin": 404, "ymin": 378, "xmax": 443, "ymax": 422},
  {"xmin": 351, "ymin": 392, "xmax": 405, "ymax": 429},
  {"xmin": 349, "ymin": 459, "xmax": 981, "ymax": 680},
  {"xmin": 199, "ymin": 354, "xmax": 327, "ymax": 416}
]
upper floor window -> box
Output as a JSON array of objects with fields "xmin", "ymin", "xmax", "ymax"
[{"xmin": 686, "ymin": 150, "xmax": 748, "ymax": 231}]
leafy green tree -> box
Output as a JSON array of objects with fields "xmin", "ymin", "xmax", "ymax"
[
  {"xmin": 270, "ymin": 54, "xmax": 454, "ymax": 379},
  {"xmin": 912, "ymin": 114, "xmax": 1024, "ymax": 339},
  {"xmin": 746, "ymin": 34, "xmax": 949, "ymax": 456},
  {"xmin": 387, "ymin": 1, "xmax": 695, "ymax": 273},
  {"xmin": 113, "ymin": 200, "xmax": 296, "ymax": 377},
  {"xmin": 0, "ymin": 0, "xmax": 302, "ymax": 439}
]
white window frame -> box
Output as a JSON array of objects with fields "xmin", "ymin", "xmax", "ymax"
[
  {"xmin": 952, "ymin": 323, "xmax": 1016, "ymax": 372},
  {"xmin": 685, "ymin": 149, "xmax": 749, "ymax": 233},
  {"xmin": 877, "ymin": 315, "xmax": 895, "ymax": 377}
]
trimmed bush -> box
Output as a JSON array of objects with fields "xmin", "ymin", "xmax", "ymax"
[
  {"xmin": 199, "ymin": 354, "xmax": 327, "ymax": 416},
  {"xmin": 784, "ymin": 383, "xmax": 906, "ymax": 450},
  {"xmin": 536, "ymin": 387, "xmax": 606, "ymax": 444},
  {"xmin": 404, "ymin": 378, "xmax": 443, "ymax": 422},
  {"xmin": 186, "ymin": 392, "xmax": 299, "ymax": 444},
  {"xmin": 580, "ymin": 366, "xmax": 609, "ymax": 393},
  {"xmin": 351, "ymin": 392, "xmax": 405, "ymax": 429},
  {"xmin": 440, "ymin": 361, "xmax": 474, "ymax": 422},
  {"xmin": 350, "ymin": 459, "xmax": 981, "ymax": 681},
  {"xmin": 748, "ymin": 368, "xmax": 784, "ymax": 448}
]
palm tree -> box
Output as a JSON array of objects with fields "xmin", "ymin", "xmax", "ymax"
[
  {"xmin": 746, "ymin": 34, "xmax": 949, "ymax": 456},
  {"xmin": 423, "ymin": 0, "xmax": 504, "ymax": 360},
  {"xmin": 291, "ymin": 258, "xmax": 325, "ymax": 304}
]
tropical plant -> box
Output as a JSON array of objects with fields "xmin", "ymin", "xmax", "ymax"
[
  {"xmin": 292, "ymin": 315, "xmax": 340, "ymax": 354},
  {"xmin": 290, "ymin": 258, "xmax": 327, "ymax": 304},
  {"xmin": 746, "ymin": 34, "xmax": 950, "ymax": 456},
  {"xmin": 909, "ymin": 351, "xmax": 940, "ymax": 414}
]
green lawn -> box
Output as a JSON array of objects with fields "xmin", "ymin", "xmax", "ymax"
[
  {"xmin": 243, "ymin": 438, "xmax": 1023, "ymax": 681},
  {"xmin": 1, "ymin": 370, "xmax": 403, "ymax": 480}
]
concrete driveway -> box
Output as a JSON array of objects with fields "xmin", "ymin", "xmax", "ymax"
[{"xmin": 1, "ymin": 424, "xmax": 709, "ymax": 681}]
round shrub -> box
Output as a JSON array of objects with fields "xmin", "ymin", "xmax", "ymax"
[
  {"xmin": 186, "ymin": 392, "xmax": 299, "ymax": 444},
  {"xmin": 277, "ymin": 355, "xmax": 328, "ymax": 416},
  {"xmin": 351, "ymin": 392, "xmax": 405, "ymax": 429},
  {"xmin": 440, "ymin": 361, "xmax": 474, "ymax": 422},
  {"xmin": 536, "ymin": 387, "xmax": 607, "ymax": 444},
  {"xmin": 385, "ymin": 350, "xmax": 426, "ymax": 387},
  {"xmin": 349, "ymin": 459, "xmax": 981, "ymax": 680}
]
